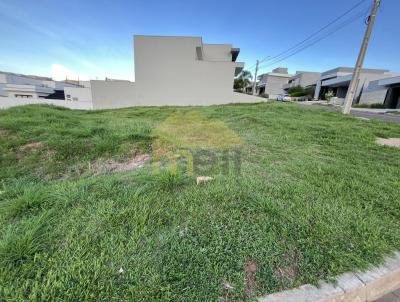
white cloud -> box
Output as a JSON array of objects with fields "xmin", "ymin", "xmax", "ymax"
[{"xmin": 51, "ymin": 64, "xmax": 88, "ymax": 81}]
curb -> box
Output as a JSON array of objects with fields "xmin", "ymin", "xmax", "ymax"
[{"xmin": 258, "ymin": 252, "xmax": 400, "ymax": 302}]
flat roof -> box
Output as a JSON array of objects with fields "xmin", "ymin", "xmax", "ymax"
[
  {"xmin": 321, "ymin": 67, "xmax": 390, "ymax": 77},
  {"xmin": 378, "ymin": 76, "xmax": 400, "ymax": 86}
]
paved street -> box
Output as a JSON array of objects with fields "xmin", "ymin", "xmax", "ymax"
[
  {"xmin": 374, "ymin": 288, "xmax": 400, "ymax": 301},
  {"xmin": 297, "ymin": 103, "xmax": 400, "ymax": 124}
]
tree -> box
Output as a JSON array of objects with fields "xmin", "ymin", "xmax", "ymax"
[{"xmin": 234, "ymin": 70, "xmax": 253, "ymax": 90}]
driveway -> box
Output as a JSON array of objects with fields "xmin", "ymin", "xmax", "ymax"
[{"xmin": 297, "ymin": 103, "xmax": 400, "ymax": 124}]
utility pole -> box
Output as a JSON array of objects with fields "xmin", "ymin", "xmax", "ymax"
[
  {"xmin": 343, "ymin": 0, "xmax": 381, "ymax": 114},
  {"xmin": 252, "ymin": 60, "xmax": 259, "ymax": 96}
]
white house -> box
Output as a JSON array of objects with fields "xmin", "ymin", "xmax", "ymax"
[
  {"xmin": 255, "ymin": 67, "xmax": 293, "ymax": 99},
  {"xmin": 64, "ymin": 35, "xmax": 251, "ymax": 109},
  {"xmin": 0, "ymin": 71, "xmax": 80, "ymax": 99},
  {"xmin": 283, "ymin": 71, "xmax": 321, "ymax": 91},
  {"xmin": 313, "ymin": 67, "xmax": 399, "ymax": 106}
]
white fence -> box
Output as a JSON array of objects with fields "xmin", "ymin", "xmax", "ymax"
[{"xmin": 0, "ymin": 97, "xmax": 93, "ymax": 110}]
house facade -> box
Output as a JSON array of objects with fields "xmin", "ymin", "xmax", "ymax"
[
  {"xmin": 283, "ymin": 71, "xmax": 321, "ymax": 91},
  {"xmin": 313, "ymin": 67, "xmax": 399, "ymax": 106},
  {"xmin": 64, "ymin": 35, "xmax": 247, "ymax": 109},
  {"xmin": 256, "ymin": 67, "xmax": 293, "ymax": 99},
  {"xmin": 359, "ymin": 76, "xmax": 400, "ymax": 109},
  {"xmin": 0, "ymin": 71, "xmax": 79, "ymax": 99}
]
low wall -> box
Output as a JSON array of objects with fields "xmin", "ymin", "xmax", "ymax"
[
  {"xmin": 0, "ymin": 92, "xmax": 265, "ymax": 111},
  {"xmin": 232, "ymin": 92, "xmax": 266, "ymax": 103},
  {"xmin": 0, "ymin": 97, "xmax": 93, "ymax": 110},
  {"xmin": 91, "ymin": 80, "xmax": 138, "ymax": 109}
]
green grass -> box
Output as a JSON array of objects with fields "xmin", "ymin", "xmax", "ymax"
[{"xmin": 0, "ymin": 103, "xmax": 400, "ymax": 301}]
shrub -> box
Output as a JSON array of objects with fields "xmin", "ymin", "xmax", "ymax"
[
  {"xmin": 290, "ymin": 91, "xmax": 306, "ymax": 97},
  {"xmin": 287, "ymin": 86, "xmax": 305, "ymax": 96},
  {"xmin": 260, "ymin": 93, "xmax": 269, "ymax": 98}
]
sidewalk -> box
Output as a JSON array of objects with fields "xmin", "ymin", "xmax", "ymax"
[{"xmin": 297, "ymin": 102, "xmax": 400, "ymax": 124}]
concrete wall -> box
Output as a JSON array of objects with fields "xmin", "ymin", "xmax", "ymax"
[
  {"xmin": 202, "ymin": 44, "xmax": 232, "ymax": 61},
  {"xmin": 0, "ymin": 96, "xmax": 93, "ymax": 110},
  {"xmin": 298, "ymin": 72, "xmax": 320, "ymax": 87},
  {"xmin": 64, "ymin": 86, "xmax": 93, "ymax": 103},
  {"xmin": 359, "ymin": 80, "xmax": 388, "ymax": 105},
  {"xmin": 0, "ymin": 75, "xmax": 7, "ymax": 96},
  {"xmin": 91, "ymin": 80, "xmax": 137, "ymax": 109},
  {"xmin": 264, "ymin": 75, "xmax": 291, "ymax": 98},
  {"xmin": 133, "ymin": 35, "xmax": 238, "ymax": 106}
]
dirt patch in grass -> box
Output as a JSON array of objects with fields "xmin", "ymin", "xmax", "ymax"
[
  {"xmin": 376, "ymin": 138, "xmax": 400, "ymax": 148},
  {"xmin": 273, "ymin": 264, "xmax": 297, "ymax": 281},
  {"xmin": 92, "ymin": 154, "xmax": 151, "ymax": 174},
  {"xmin": 20, "ymin": 141, "xmax": 43, "ymax": 151},
  {"xmin": 244, "ymin": 259, "xmax": 258, "ymax": 298},
  {"xmin": 273, "ymin": 252, "xmax": 298, "ymax": 283},
  {"xmin": 0, "ymin": 128, "xmax": 10, "ymax": 137}
]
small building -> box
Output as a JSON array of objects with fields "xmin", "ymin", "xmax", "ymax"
[
  {"xmin": 313, "ymin": 67, "xmax": 398, "ymax": 106},
  {"xmin": 283, "ymin": 71, "xmax": 321, "ymax": 91},
  {"xmin": 256, "ymin": 67, "xmax": 293, "ymax": 99}
]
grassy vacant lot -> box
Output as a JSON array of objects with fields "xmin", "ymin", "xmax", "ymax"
[{"xmin": 0, "ymin": 103, "xmax": 400, "ymax": 301}]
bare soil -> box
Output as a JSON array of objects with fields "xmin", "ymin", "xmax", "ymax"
[
  {"xmin": 244, "ymin": 259, "xmax": 258, "ymax": 297},
  {"xmin": 91, "ymin": 154, "xmax": 151, "ymax": 174}
]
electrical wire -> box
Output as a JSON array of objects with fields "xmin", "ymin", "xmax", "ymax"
[
  {"xmin": 258, "ymin": 0, "xmax": 369, "ymax": 65},
  {"xmin": 237, "ymin": 0, "xmax": 371, "ymax": 78},
  {"xmin": 257, "ymin": 4, "xmax": 372, "ymax": 71}
]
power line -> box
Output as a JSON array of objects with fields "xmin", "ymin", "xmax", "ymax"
[
  {"xmin": 257, "ymin": 5, "xmax": 372, "ymax": 71},
  {"xmin": 237, "ymin": 0, "xmax": 370, "ymax": 79},
  {"xmin": 258, "ymin": 0, "xmax": 369, "ymax": 65}
]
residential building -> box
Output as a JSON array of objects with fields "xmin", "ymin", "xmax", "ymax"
[
  {"xmin": 4, "ymin": 84, "xmax": 55, "ymax": 99},
  {"xmin": 360, "ymin": 76, "xmax": 400, "ymax": 109},
  {"xmin": 62, "ymin": 35, "xmax": 251, "ymax": 109},
  {"xmin": 283, "ymin": 71, "xmax": 321, "ymax": 91},
  {"xmin": 256, "ymin": 67, "xmax": 293, "ymax": 99},
  {"xmin": 313, "ymin": 67, "xmax": 399, "ymax": 106},
  {"xmin": 0, "ymin": 71, "xmax": 79, "ymax": 99}
]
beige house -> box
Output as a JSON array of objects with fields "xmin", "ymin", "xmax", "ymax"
[
  {"xmin": 283, "ymin": 71, "xmax": 321, "ymax": 91},
  {"xmin": 64, "ymin": 35, "xmax": 250, "ymax": 109},
  {"xmin": 255, "ymin": 68, "xmax": 293, "ymax": 99}
]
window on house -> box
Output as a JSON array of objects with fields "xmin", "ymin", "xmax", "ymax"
[
  {"xmin": 15, "ymin": 94, "xmax": 32, "ymax": 98},
  {"xmin": 73, "ymin": 97, "xmax": 78, "ymax": 101},
  {"xmin": 66, "ymin": 94, "xmax": 71, "ymax": 100},
  {"xmin": 196, "ymin": 47, "xmax": 203, "ymax": 60}
]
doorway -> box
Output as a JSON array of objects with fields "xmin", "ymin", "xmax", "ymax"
[{"xmin": 384, "ymin": 86, "xmax": 400, "ymax": 109}]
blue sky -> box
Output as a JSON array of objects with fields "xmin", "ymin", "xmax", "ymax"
[{"xmin": 0, "ymin": 0, "xmax": 399, "ymax": 80}]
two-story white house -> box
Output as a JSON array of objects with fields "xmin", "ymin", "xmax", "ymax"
[
  {"xmin": 283, "ymin": 71, "xmax": 321, "ymax": 91},
  {"xmin": 254, "ymin": 67, "xmax": 293, "ymax": 99},
  {"xmin": 65, "ymin": 35, "xmax": 248, "ymax": 109}
]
